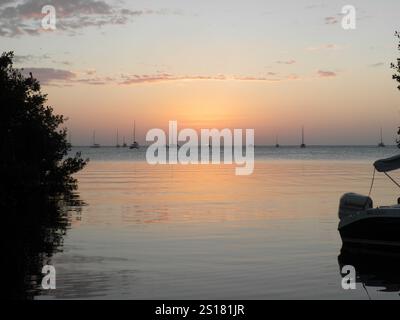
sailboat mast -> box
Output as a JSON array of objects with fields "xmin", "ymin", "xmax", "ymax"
[
  {"xmin": 133, "ymin": 120, "xmax": 136, "ymax": 142},
  {"xmin": 117, "ymin": 129, "xmax": 119, "ymax": 145},
  {"xmin": 302, "ymin": 127, "xmax": 304, "ymax": 145}
]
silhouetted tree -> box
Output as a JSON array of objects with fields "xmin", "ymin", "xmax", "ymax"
[
  {"xmin": 393, "ymin": 31, "xmax": 400, "ymax": 91},
  {"xmin": 1, "ymin": 51, "xmax": 88, "ymax": 299},
  {"xmin": 0, "ymin": 51, "xmax": 88, "ymax": 207}
]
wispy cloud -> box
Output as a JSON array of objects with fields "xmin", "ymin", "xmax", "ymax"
[
  {"xmin": 276, "ymin": 60, "xmax": 296, "ymax": 65},
  {"xmin": 21, "ymin": 67, "xmax": 76, "ymax": 84},
  {"xmin": 14, "ymin": 53, "xmax": 72, "ymax": 67},
  {"xmin": 0, "ymin": 0, "xmax": 180, "ymax": 37},
  {"xmin": 22, "ymin": 67, "xmax": 302, "ymax": 86},
  {"xmin": 120, "ymin": 73, "xmax": 225, "ymax": 84},
  {"xmin": 119, "ymin": 73, "xmax": 300, "ymax": 85},
  {"xmin": 307, "ymin": 44, "xmax": 341, "ymax": 51},
  {"xmin": 14, "ymin": 53, "xmax": 51, "ymax": 63},
  {"xmin": 317, "ymin": 70, "xmax": 336, "ymax": 78},
  {"xmin": 369, "ymin": 62, "xmax": 385, "ymax": 68}
]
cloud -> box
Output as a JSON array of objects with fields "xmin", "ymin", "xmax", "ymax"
[
  {"xmin": 119, "ymin": 73, "xmax": 299, "ymax": 85},
  {"xmin": 14, "ymin": 53, "xmax": 51, "ymax": 63},
  {"xmin": 85, "ymin": 69, "xmax": 96, "ymax": 75},
  {"xmin": 14, "ymin": 54, "xmax": 38, "ymax": 63},
  {"xmin": 0, "ymin": 0, "xmax": 179, "ymax": 37},
  {"xmin": 74, "ymin": 74, "xmax": 116, "ymax": 85},
  {"xmin": 56, "ymin": 60, "xmax": 72, "ymax": 66},
  {"xmin": 369, "ymin": 62, "xmax": 385, "ymax": 68},
  {"xmin": 18, "ymin": 66, "xmax": 301, "ymax": 86},
  {"xmin": 286, "ymin": 74, "xmax": 300, "ymax": 80},
  {"xmin": 307, "ymin": 44, "xmax": 340, "ymax": 51},
  {"xmin": 21, "ymin": 67, "xmax": 76, "ymax": 84},
  {"xmin": 317, "ymin": 70, "xmax": 336, "ymax": 78},
  {"xmin": 276, "ymin": 60, "xmax": 296, "ymax": 65},
  {"xmin": 119, "ymin": 73, "xmax": 223, "ymax": 84}
]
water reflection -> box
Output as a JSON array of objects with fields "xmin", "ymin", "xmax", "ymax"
[
  {"xmin": 4, "ymin": 193, "xmax": 84, "ymax": 299},
  {"xmin": 25, "ymin": 160, "xmax": 400, "ymax": 299},
  {"xmin": 338, "ymin": 244, "xmax": 400, "ymax": 295}
]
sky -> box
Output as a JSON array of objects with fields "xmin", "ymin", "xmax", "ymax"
[{"xmin": 1, "ymin": 0, "xmax": 400, "ymax": 145}]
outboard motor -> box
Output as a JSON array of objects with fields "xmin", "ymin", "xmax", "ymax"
[{"xmin": 339, "ymin": 193, "xmax": 373, "ymax": 220}]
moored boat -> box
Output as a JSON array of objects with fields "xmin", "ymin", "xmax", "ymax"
[{"xmin": 338, "ymin": 154, "xmax": 400, "ymax": 247}]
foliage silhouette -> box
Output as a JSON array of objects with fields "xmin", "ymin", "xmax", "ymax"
[
  {"xmin": 392, "ymin": 32, "xmax": 400, "ymax": 148},
  {"xmin": 0, "ymin": 51, "xmax": 87, "ymax": 299},
  {"xmin": 392, "ymin": 31, "xmax": 400, "ymax": 91},
  {"xmin": 0, "ymin": 51, "xmax": 88, "ymax": 207}
]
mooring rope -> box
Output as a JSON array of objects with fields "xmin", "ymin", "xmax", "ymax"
[
  {"xmin": 384, "ymin": 172, "xmax": 400, "ymax": 189},
  {"xmin": 363, "ymin": 283, "xmax": 371, "ymax": 300},
  {"xmin": 362, "ymin": 168, "xmax": 376, "ymax": 209},
  {"xmin": 367, "ymin": 168, "xmax": 376, "ymax": 198},
  {"xmin": 365, "ymin": 168, "xmax": 400, "ymax": 208}
]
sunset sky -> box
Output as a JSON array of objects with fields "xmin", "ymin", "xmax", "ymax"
[{"xmin": 1, "ymin": 0, "xmax": 400, "ymax": 145}]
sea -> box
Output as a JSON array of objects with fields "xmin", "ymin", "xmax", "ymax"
[{"xmin": 34, "ymin": 146, "xmax": 400, "ymax": 299}]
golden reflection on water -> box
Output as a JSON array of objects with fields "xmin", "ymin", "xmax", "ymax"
[{"xmin": 73, "ymin": 160, "xmax": 400, "ymax": 227}]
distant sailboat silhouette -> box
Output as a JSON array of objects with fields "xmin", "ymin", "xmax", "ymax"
[
  {"xmin": 300, "ymin": 127, "xmax": 306, "ymax": 148},
  {"xmin": 275, "ymin": 135, "xmax": 280, "ymax": 148},
  {"xmin": 116, "ymin": 129, "xmax": 120, "ymax": 148},
  {"xmin": 129, "ymin": 121, "xmax": 139, "ymax": 149},
  {"xmin": 122, "ymin": 136, "xmax": 127, "ymax": 148},
  {"xmin": 378, "ymin": 127, "xmax": 385, "ymax": 147},
  {"xmin": 90, "ymin": 130, "xmax": 100, "ymax": 148}
]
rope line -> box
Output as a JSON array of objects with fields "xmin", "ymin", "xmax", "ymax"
[
  {"xmin": 367, "ymin": 168, "xmax": 376, "ymax": 198},
  {"xmin": 384, "ymin": 172, "xmax": 400, "ymax": 189}
]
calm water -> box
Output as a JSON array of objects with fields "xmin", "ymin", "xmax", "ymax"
[{"xmin": 36, "ymin": 146, "xmax": 400, "ymax": 299}]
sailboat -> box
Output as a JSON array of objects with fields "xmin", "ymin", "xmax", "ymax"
[
  {"xmin": 378, "ymin": 127, "xmax": 385, "ymax": 147},
  {"xmin": 90, "ymin": 130, "xmax": 100, "ymax": 148},
  {"xmin": 300, "ymin": 126, "xmax": 306, "ymax": 148},
  {"xmin": 116, "ymin": 129, "xmax": 120, "ymax": 148},
  {"xmin": 275, "ymin": 135, "xmax": 280, "ymax": 148},
  {"xmin": 129, "ymin": 121, "xmax": 139, "ymax": 149},
  {"xmin": 122, "ymin": 136, "xmax": 127, "ymax": 148}
]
